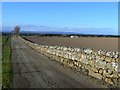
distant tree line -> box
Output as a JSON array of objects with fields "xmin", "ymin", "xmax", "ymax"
[{"xmin": 20, "ymin": 33, "xmax": 120, "ymax": 38}]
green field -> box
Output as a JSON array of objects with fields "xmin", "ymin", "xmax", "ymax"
[{"xmin": 2, "ymin": 35, "xmax": 12, "ymax": 88}]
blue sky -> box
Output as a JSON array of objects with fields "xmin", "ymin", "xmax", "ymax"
[{"xmin": 2, "ymin": 2, "xmax": 118, "ymax": 35}]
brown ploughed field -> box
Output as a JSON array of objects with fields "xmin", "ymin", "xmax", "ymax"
[{"xmin": 22, "ymin": 36, "xmax": 119, "ymax": 51}]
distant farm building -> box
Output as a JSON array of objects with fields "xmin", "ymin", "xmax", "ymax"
[{"xmin": 70, "ymin": 36, "xmax": 78, "ymax": 38}]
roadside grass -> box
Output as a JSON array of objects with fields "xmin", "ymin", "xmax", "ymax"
[{"xmin": 2, "ymin": 35, "xmax": 12, "ymax": 88}]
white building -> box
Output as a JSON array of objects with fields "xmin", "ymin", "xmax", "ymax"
[{"xmin": 70, "ymin": 36, "xmax": 78, "ymax": 38}]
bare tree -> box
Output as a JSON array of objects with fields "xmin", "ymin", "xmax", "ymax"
[{"xmin": 14, "ymin": 26, "xmax": 20, "ymax": 36}]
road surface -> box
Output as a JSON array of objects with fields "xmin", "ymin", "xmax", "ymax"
[{"xmin": 11, "ymin": 36, "xmax": 109, "ymax": 88}]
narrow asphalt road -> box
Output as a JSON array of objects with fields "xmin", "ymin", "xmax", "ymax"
[{"xmin": 11, "ymin": 36, "xmax": 109, "ymax": 88}]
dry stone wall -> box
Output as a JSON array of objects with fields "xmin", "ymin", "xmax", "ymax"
[{"xmin": 19, "ymin": 36, "xmax": 120, "ymax": 86}]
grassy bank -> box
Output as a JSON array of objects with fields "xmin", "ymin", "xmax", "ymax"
[{"xmin": 2, "ymin": 35, "xmax": 12, "ymax": 88}]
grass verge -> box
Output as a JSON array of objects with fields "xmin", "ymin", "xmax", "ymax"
[{"xmin": 2, "ymin": 35, "xmax": 12, "ymax": 88}]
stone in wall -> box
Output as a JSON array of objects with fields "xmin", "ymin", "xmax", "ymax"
[
  {"xmin": 84, "ymin": 65, "xmax": 90, "ymax": 70},
  {"xmin": 90, "ymin": 67, "xmax": 98, "ymax": 73},
  {"xmin": 98, "ymin": 68, "xmax": 103, "ymax": 75},
  {"xmin": 95, "ymin": 61, "xmax": 106, "ymax": 69},
  {"xmin": 89, "ymin": 60, "xmax": 95, "ymax": 67},
  {"xmin": 81, "ymin": 58, "xmax": 89, "ymax": 64},
  {"xmin": 106, "ymin": 51, "xmax": 112, "ymax": 57},
  {"xmin": 89, "ymin": 70, "xmax": 103, "ymax": 79},
  {"xmin": 105, "ymin": 57, "xmax": 111, "ymax": 63},
  {"xmin": 84, "ymin": 48, "xmax": 93, "ymax": 54},
  {"xmin": 105, "ymin": 78, "xmax": 113, "ymax": 84}
]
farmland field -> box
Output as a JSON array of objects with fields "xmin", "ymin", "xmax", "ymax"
[{"xmin": 22, "ymin": 36, "xmax": 119, "ymax": 51}]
